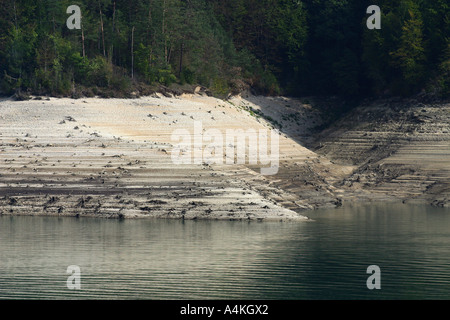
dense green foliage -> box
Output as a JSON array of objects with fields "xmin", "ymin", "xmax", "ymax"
[{"xmin": 0, "ymin": 0, "xmax": 448, "ymax": 98}]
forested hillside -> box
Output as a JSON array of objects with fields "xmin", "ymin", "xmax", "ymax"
[{"xmin": 0, "ymin": 0, "xmax": 448, "ymax": 98}]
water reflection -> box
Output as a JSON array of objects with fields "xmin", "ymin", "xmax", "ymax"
[{"xmin": 0, "ymin": 203, "xmax": 449, "ymax": 299}]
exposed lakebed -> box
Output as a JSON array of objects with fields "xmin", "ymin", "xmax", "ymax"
[{"xmin": 1, "ymin": 95, "xmax": 448, "ymax": 221}]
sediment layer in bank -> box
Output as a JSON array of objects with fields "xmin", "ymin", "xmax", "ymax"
[{"xmin": 0, "ymin": 94, "xmax": 448, "ymax": 221}]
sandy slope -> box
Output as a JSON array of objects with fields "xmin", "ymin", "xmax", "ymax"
[
  {"xmin": 0, "ymin": 94, "xmax": 448, "ymax": 221},
  {"xmin": 0, "ymin": 94, "xmax": 330, "ymax": 221}
]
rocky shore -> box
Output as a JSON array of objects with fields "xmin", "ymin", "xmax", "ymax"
[
  {"xmin": 0, "ymin": 93, "xmax": 448, "ymax": 221},
  {"xmin": 310, "ymin": 98, "xmax": 450, "ymax": 208}
]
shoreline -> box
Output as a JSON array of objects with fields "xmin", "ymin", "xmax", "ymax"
[{"xmin": 0, "ymin": 94, "xmax": 448, "ymax": 221}]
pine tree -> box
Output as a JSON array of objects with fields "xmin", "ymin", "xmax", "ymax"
[{"xmin": 390, "ymin": 1, "xmax": 426, "ymax": 93}]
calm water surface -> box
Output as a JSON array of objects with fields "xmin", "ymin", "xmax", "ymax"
[{"xmin": 1, "ymin": 203, "xmax": 450, "ymax": 300}]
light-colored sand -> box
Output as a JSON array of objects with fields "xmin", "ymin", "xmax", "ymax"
[
  {"xmin": 0, "ymin": 94, "xmax": 448, "ymax": 221},
  {"xmin": 0, "ymin": 93, "xmax": 336, "ymax": 221}
]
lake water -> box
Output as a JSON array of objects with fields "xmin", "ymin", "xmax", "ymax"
[{"xmin": 1, "ymin": 203, "xmax": 450, "ymax": 300}]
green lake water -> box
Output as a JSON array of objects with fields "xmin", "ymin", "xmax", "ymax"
[{"xmin": 1, "ymin": 203, "xmax": 449, "ymax": 300}]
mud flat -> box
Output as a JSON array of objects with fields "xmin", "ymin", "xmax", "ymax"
[{"xmin": 0, "ymin": 94, "xmax": 448, "ymax": 221}]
